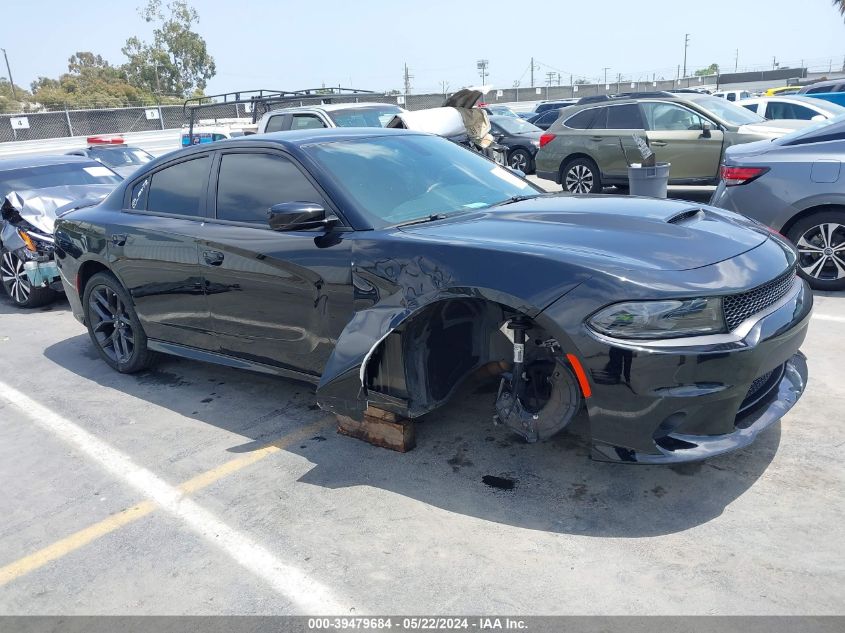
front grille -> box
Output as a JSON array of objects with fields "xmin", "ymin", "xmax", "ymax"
[{"xmin": 723, "ymin": 268, "xmax": 796, "ymax": 331}]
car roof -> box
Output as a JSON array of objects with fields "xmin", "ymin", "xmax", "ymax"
[
  {"xmin": 152, "ymin": 127, "xmax": 425, "ymax": 160},
  {"xmin": 746, "ymin": 95, "xmax": 835, "ymax": 105},
  {"xmin": 0, "ymin": 154, "xmax": 98, "ymax": 171},
  {"xmin": 803, "ymin": 79, "xmax": 844, "ymax": 89},
  {"xmin": 267, "ymin": 102, "xmax": 402, "ymax": 115}
]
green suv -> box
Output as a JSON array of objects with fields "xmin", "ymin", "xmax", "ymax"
[{"xmin": 535, "ymin": 92, "xmax": 810, "ymax": 193}]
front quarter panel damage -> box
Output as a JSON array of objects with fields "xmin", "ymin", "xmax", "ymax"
[{"xmin": 316, "ymin": 234, "xmax": 588, "ymax": 420}]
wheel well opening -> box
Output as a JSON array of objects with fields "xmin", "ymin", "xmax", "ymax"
[
  {"xmin": 780, "ymin": 204, "xmax": 845, "ymax": 237},
  {"xmin": 363, "ymin": 299, "xmax": 567, "ymax": 419},
  {"xmin": 77, "ymin": 261, "xmax": 110, "ymax": 297}
]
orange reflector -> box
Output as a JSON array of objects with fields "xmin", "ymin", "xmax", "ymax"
[
  {"xmin": 17, "ymin": 229, "xmax": 37, "ymax": 252},
  {"xmin": 566, "ymin": 353, "xmax": 592, "ymax": 399}
]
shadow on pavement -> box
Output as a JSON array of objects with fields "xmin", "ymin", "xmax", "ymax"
[{"xmin": 43, "ymin": 332, "xmax": 779, "ymax": 539}]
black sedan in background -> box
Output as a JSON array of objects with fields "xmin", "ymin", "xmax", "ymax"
[
  {"xmin": 54, "ymin": 128, "xmax": 810, "ymax": 464},
  {"xmin": 489, "ymin": 115, "xmax": 543, "ymax": 173}
]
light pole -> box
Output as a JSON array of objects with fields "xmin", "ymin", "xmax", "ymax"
[
  {"xmin": 1, "ymin": 48, "xmax": 17, "ymax": 101},
  {"xmin": 477, "ymin": 59, "xmax": 489, "ymax": 86},
  {"xmin": 682, "ymin": 34, "xmax": 690, "ymax": 78}
]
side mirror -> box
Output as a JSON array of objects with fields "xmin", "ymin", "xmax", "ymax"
[
  {"xmin": 268, "ymin": 202, "xmax": 332, "ymax": 231},
  {"xmin": 701, "ymin": 121, "xmax": 712, "ymax": 138},
  {"xmin": 811, "ymin": 114, "xmax": 826, "ymax": 122}
]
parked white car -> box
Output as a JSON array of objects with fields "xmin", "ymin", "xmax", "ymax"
[
  {"xmin": 737, "ymin": 95, "xmax": 845, "ymax": 121},
  {"xmin": 713, "ymin": 90, "xmax": 752, "ymax": 102}
]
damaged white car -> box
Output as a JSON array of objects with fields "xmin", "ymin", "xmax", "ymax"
[{"xmin": 1, "ymin": 184, "xmax": 114, "ymax": 307}]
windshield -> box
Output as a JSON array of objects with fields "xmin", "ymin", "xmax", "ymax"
[
  {"xmin": 305, "ymin": 135, "xmax": 538, "ymax": 228},
  {"xmin": 0, "ymin": 162, "xmax": 122, "ymax": 200},
  {"xmin": 690, "ymin": 95, "xmax": 767, "ymax": 125},
  {"xmin": 494, "ymin": 117, "xmax": 541, "ymax": 134},
  {"xmin": 86, "ymin": 147, "xmax": 153, "ymax": 168},
  {"xmin": 328, "ymin": 106, "xmax": 404, "ymax": 128}
]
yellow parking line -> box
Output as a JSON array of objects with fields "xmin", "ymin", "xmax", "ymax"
[{"xmin": 0, "ymin": 417, "xmax": 332, "ymax": 587}]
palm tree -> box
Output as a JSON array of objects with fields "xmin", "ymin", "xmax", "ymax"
[{"xmin": 836, "ymin": 0, "xmax": 845, "ymax": 17}]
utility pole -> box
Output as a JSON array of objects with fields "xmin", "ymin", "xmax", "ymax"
[
  {"xmin": 772, "ymin": 56, "xmax": 778, "ymax": 70},
  {"xmin": 1, "ymin": 48, "xmax": 17, "ymax": 101},
  {"xmin": 403, "ymin": 63, "xmax": 413, "ymax": 100},
  {"xmin": 439, "ymin": 80, "xmax": 449, "ymax": 95},
  {"xmin": 734, "ymin": 49, "xmax": 739, "ymax": 72},
  {"xmin": 477, "ymin": 59, "xmax": 489, "ymax": 85},
  {"xmin": 682, "ymin": 33, "xmax": 690, "ymax": 78},
  {"xmin": 530, "ymin": 57, "xmax": 534, "ymax": 87},
  {"xmin": 513, "ymin": 80, "xmax": 520, "ymax": 101}
]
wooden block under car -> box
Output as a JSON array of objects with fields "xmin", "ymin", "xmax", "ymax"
[{"xmin": 336, "ymin": 407, "xmax": 416, "ymax": 452}]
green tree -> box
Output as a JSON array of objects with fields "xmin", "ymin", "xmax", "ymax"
[
  {"xmin": 122, "ymin": 0, "xmax": 216, "ymax": 98},
  {"xmin": 0, "ymin": 78, "xmax": 32, "ymax": 113},
  {"xmin": 29, "ymin": 51, "xmax": 164, "ymax": 109},
  {"xmin": 574, "ymin": 78, "xmax": 589, "ymax": 85},
  {"xmin": 695, "ymin": 63, "xmax": 720, "ymax": 77}
]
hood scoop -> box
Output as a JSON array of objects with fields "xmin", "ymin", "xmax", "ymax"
[{"xmin": 667, "ymin": 208, "xmax": 705, "ymax": 225}]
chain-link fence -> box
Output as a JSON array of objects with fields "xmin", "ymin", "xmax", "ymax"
[{"xmin": 1, "ymin": 76, "xmax": 725, "ymax": 143}]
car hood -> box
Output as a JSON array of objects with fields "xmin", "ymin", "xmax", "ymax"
[
  {"xmin": 1, "ymin": 184, "xmax": 114, "ymax": 234},
  {"xmin": 399, "ymin": 195, "xmax": 769, "ymax": 272},
  {"xmin": 738, "ymin": 119, "xmax": 812, "ymax": 137}
]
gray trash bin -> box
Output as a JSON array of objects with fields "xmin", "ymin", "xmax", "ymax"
[{"xmin": 628, "ymin": 162, "xmax": 670, "ymax": 198}]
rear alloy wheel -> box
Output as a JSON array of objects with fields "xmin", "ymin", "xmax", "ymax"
[
  {"xmin": 787, "ymin": 211, "xmax": 845, "ymax": 291},
  {"xmin": 562, "ymin": 157, "xmax": 601, "ymax": 194},
  {"xmin": 0, "ymin": 249, "xmax": 56, "ymax": 308},
  {"xmin": 508, "ymin": 149, "xmax": 532, "ymax": 174},
  {"xmin": 83, "ymin": 271, "xmax": 155, "ymax": 373}
]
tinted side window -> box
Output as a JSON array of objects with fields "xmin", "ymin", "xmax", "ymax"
[
  {"xmin": 215, "ymin": 153, "xmax": 324, "ymax": 224},
  {"xmin": 565, "ymin": 109, "xmax": 598, "ymax": 129},
  {"xmin": 146, "ymin": 156, "xmax": 210, "ymax": 216},
  {"xmin": 606, "ymin": 104, "xmax": 644, "ymax": 129},
  {"xmin": 641, "ymin": 102, "xmax": 704, "ymax": 131},
  {"xmin": 291, "ymin": 114, "xmax": 327, "ymax": 130},
  {"xmin": 741, "ymin": 104, "xmax": 758, "ymax": 112},
  {"xmin": 265, "ymin": 115, "xmax": 287, "ymax": 133}
]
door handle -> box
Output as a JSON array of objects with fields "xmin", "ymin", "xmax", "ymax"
[
  {"xmin": 111, "ymin": 234, "xmax": 127, "ymax": 246},
  {"xmin": 203, "ymin": 250, "xmax": 224, "ymax": 266},
  {"xmin": 650, "ymin": 141, "xmax": 668, "ymax": 147},
  {"xmin": 589, "ymin": 136, "xmax": 604, "ymax": 142}
]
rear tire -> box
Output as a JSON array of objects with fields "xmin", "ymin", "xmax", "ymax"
[
  {"xmin": 786, "ymin": 209, "xmax": 845, "ymax": 291},
  {"xmin": 561, "ymin": 157, "xmax": 602, "ymax": 194},
  {"xmin": 0, "ymin": 248, "xmax": 57, "ymax": 308},
  {"xmin": 83, "ymin": 271, "xmax": 155, "ymax": 373}
]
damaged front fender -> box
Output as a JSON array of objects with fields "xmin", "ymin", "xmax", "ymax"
[{"xmin": 316, "ymin": 251, "xmax": 581, "ymax": 420}]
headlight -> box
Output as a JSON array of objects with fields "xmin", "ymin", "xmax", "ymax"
[{"xmin": 588, "ymin": 298, "xmax": 726, "ymax": 339}]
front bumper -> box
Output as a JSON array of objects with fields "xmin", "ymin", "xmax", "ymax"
[
  {"xmin": 23, "ymin": 258, "xmax": 62, "ymax": 290},
  {"xmin": 559, "ymin": 275, "xmax": 812, "ymax": 464}
]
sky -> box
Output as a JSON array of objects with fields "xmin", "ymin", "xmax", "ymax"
[{"xmin": 3, "ymin": 0, "xmax": 844, "ymax": 96}]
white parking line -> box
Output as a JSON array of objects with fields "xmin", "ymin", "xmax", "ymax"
[
  {"xmin": 0, "ymin": 380, "xmax": 351, "ymax": 615},
  {"xmin": 813, "ymin": 313, "xmax": 845, "ymax": 324}
]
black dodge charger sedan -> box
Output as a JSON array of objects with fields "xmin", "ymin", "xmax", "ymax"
[{"xmin": 53, "ymin": 128, "xmax": 811, "ymax": 464}]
